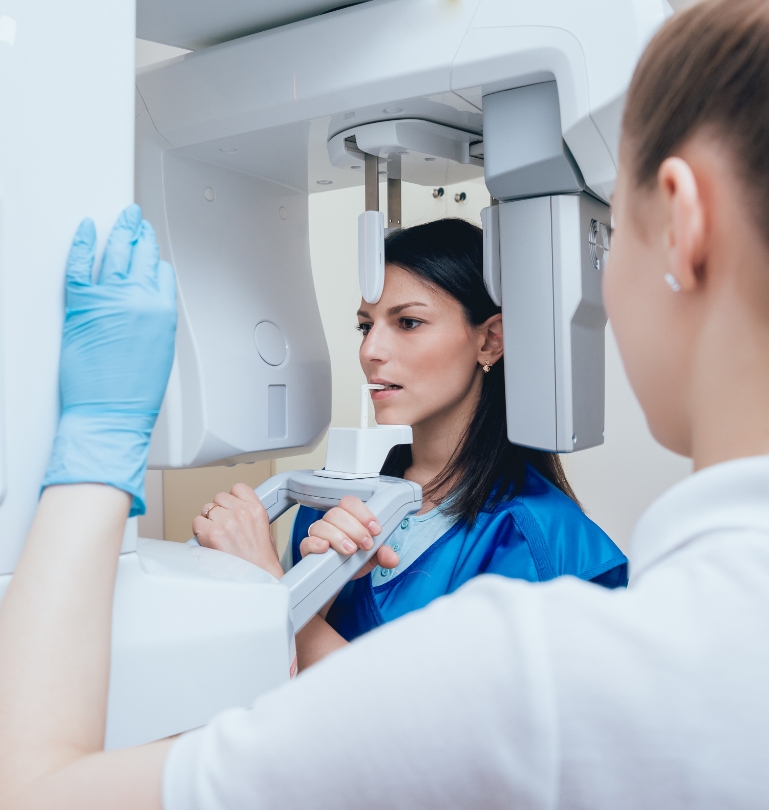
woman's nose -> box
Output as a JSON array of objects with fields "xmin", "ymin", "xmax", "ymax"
[{"xmin": 360, "ymin": 323, "xmax": 389, "ymax": 365}]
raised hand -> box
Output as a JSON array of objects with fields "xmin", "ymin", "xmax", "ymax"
[{"xmin": 42, "ymin": 204, "xmax": 177, "ymax": 516}]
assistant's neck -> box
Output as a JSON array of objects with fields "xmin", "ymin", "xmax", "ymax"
[{"xmin": 689, "ymin": 292, "xmax": 769, "ymax": 471}]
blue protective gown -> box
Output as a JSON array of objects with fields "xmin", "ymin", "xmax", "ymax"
[{"xmin": 290, "ymin": 466, "xmax": 628, "ymax": 642}]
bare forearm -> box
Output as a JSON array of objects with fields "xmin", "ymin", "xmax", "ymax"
[
  {"xmin": 0, "ymin": 485, "xmax": 128, "ymax": 790},
  {"xmin": 296, "ymin": 614, "xmax": 349, "ymax": 671}
]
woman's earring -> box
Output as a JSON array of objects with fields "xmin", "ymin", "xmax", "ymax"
[
  {"xmin": 664, "ymin": 272, "xmax": 681, "ymax": 292},
  {"xmin": 482, "ymin": 359, "xmax": 492, "ymax": 373}
]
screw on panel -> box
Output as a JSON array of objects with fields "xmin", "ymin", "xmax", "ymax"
[
  {"xmin": 433, "ymin": 187, "xmax": 444, "ymax": 198},
  {"xmin": 454, "ymin": 191, "xmax": 467, "ymax": 203},
  {"xmin": 388, "ymin": 153, "xmax": 402, "ymax": 229}
]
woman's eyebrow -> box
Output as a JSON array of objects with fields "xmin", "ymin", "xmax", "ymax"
[
  {"xmin": 357, "ymin": 302, "xmax": 429, "ymax": 318},
  {"xmin": 387, "ymin": 301, "xmax": 429, "ymax": 316}
]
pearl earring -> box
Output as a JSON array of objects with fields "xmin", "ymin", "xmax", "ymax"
[{"xmin": 664, "ymin": 273, "xmax": 681, "ymax": 292}]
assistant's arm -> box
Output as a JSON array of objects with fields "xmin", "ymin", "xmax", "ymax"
[
  {"xmin": 0, "ymin": 485, "xmax": 172, "ymax": 810},
  {"xmin": 0, "ymin": 206, "xmax": 177, "ymax": 809}
]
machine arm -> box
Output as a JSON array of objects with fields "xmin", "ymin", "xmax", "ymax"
[{"xmin": 254, "ymin": 471, "xmax": 422, "ymax": 630}]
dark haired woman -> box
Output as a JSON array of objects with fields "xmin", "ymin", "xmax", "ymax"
[{"xmin": 194, "ymin": 218, "xmax": 627, "ymax": 667}]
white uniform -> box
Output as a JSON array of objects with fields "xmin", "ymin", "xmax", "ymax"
[{"xmin": 163, "ymin": 456, "xmax": 769, "ymax": 809}]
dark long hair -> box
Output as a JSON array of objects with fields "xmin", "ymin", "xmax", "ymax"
[{"xmin": 380, "ymin": 218, "xmax": 579, "ymax": 524}]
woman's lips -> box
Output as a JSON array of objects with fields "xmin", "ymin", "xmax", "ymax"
[{"xmin": 371, "ymin": 385, "xmax": 401, "ymax": 401}]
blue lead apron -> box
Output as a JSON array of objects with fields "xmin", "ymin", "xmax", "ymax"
[{"xmin": 290, "ymin": 466, "xmax": 628, "ymax": 642}]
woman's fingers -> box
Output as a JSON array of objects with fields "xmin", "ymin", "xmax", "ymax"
[
  {"xmin": 299, "ymin": 534, "xmax": 330, "ymax": 558},
  {"xmin": 192, "ymin": 485, "xmax": 272, "ymax": 561},
  {"xmin": 308, "ymin": 518, "xmax": 362, "ymax": 555},
  {"xmin": 337, "ymin": 495, "xmax": 382, "ymax": 537},
  {"xmin": 192, "ymin": 514, "xmax": 212, "ymax": 541},
  {"xmin": 375, "ymin": 545, "xmax": 400, "ymax": 570},
  {"xmin": 230, "ymin": 482, "xmax": 262, "ymax": 504},
  {"xmin": 319, "ymin": 501, "xmax": 380, "ymax": 552},
  {"xmin": 210, "ymin": 490, "xmax": 241, "ymax": 513},
  {"xmin": 301, "ymin": 522, "xmax": 400, "ymax": 569},
  {"xmin": 319, "ymin": 509, "xmax": 373, "ymax": 550}
]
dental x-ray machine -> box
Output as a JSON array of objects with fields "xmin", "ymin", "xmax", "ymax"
[{"xmin": 0, "ymin": 0, "xmax": 669, "ymax": 750}]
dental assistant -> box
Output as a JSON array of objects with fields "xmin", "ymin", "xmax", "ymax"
[
  {"xmin": 2, "ymin": 1, "xmax": 769, "ymax": 807},
  {"xmin": 194, "ymin": 219, "xmax": 627, "ymax": 668}
]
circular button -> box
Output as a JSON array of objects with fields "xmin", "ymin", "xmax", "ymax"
[
  {"xmin": 392, "ymin": 544, "xmax": 400, "ymax": 552},
  {"xmin": 254, "ymin": 321, "xmax": 287, "ymax": 366},
  {"xmin": 400, "ymin": 519, "xmax": 409, "ymax": 530},
  {"xmin": 380, "ymin": 568, "xmax": 390, "ymax": 576}
]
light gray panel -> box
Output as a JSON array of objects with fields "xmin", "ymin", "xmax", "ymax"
[
  {"xmin": 268, "ymin": 385, "xmax": 288, "ymax": 440},
  {"xmin": 483, "ymin": 82, "xmax": 584, "ymax": 201},
  {"xmin": 137, "ymin": 0, "xmax": 370, "ymax": 50},
  {"xmin": 499, "ymin": 197, "xmax": 557, "ymax": 450},
  {"xmin": 551, "ymin": 193, "xmax": 609, "ymax": 451}
]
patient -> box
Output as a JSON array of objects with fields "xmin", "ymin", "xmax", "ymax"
[{"xmin": 194, "ymin": 218, "xmax": 627, "ymax": 669}]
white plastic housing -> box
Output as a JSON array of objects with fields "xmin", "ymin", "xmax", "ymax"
[
  {"xmin": 0, "ymin": 0, "xmax": 135, "ymax": 574},
  {"xmin": 136, "ymin": 111, "xmax": 331, "ymax": 468},
  {"xmin": 500, "ymin": 193, "xmax": 609, "ymax": 452},
  {"xmin": 358, "ymin": 210, "xmax": 385, "ymax": 304},
  {"xmin": 480, "ymin": 205, "xmax": 502, "ymax": 307},
  {"xmin": 329, "ymin": 119, "xmax": 483, "ymax": 168},
  {"xmin": 106, "ymin": 539, "xmax": 291, "ymax": 748},
  {"xmin": 321, "ymin": 425, "xmax": 413, "ymax": 478},
  {"xmin": 134, "ymin": 0, "xmax": 669, "ymax": 205}
]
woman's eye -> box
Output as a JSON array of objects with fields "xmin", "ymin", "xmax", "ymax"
[
  {"xmin": 400, "ymin": 318, "xmax": 422, "ymax": 330},
  {"xmin": 356, "ymin": 323, "xmax": 372, "ymax": 336}
]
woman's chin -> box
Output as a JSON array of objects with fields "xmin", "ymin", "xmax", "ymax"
[{"xmin": 373, "ymin": 405, "xmax": 408, "ymax": 426}]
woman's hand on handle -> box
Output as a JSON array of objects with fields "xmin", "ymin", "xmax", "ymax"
[
  {"xmin": 193, "ymin": 483, "xmax": 284, "ymax": 579},
  {"xmin": 300, "ymin": 495, "xmax": 400, "ymax": 579}
]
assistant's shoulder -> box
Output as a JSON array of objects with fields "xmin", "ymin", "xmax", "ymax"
[{"xmin": 487, "ymin": 467, "xmax": 627, "ymax": 584}]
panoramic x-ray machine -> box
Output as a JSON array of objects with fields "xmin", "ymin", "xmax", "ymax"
[{"xmin": 0, "ymin": 0, "xmax": 669, "ymax": 749}]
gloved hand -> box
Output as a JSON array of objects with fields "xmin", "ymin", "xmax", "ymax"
[{"xmin": 42, "ymin": 204, "xmax": 177, "ymax": 516}]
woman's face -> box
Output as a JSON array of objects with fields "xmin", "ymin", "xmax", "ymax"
[{"xmin": 357, "ymin": 264, "xmax": 493, "ymax": 429}]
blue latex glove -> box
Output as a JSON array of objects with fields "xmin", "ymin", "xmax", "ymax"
[{"xmin": 42, "ymin": 204, "xmax": 177, "ymax": 516}]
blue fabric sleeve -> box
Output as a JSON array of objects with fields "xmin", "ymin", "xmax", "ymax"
[
  {"xmin": 289, "ymin": 506, "xmax": 325, "ymax": 571},
  {"xmin": 589, "ymin": 563, "xmax": 628, "ymax": 589}
]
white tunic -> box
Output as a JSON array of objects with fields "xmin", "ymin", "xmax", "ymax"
[{"xmin": 163, "ymin": 455, "xmax": 769, "ymax": 809}]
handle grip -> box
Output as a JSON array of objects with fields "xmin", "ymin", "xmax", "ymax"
[{"xmin": 254, "ymin": 471, "xmax": 421, "ymax": 631}]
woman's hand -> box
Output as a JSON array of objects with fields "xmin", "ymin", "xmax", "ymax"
[
  {"xmin": 192, "ymin": 483, "xmax": 284, "ymax": 579},
  {"xmin": 300, "ymin": 496, "xmax": 400, "ymax": 579}
]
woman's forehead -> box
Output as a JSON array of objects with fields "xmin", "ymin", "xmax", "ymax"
[{"xmin": 378, "ymin": 264, "xmax": 448, "ymax": 306}]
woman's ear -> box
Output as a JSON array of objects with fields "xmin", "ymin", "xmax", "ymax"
[
  {"xmin": 478, "ymin": 313, "xmax": 504, "ymax": 365},
  {"xmin": 657, "ymin": 156, "xmax": 707, "ymax": 292}
]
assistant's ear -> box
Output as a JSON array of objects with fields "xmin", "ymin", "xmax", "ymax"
[
  {"xmin": 658, "ymin": 156, "xmax": 707, "ymax": 293},
  {"xmin": 477, "ymin": 313, "xmax": 504, "ymax": 366}
]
